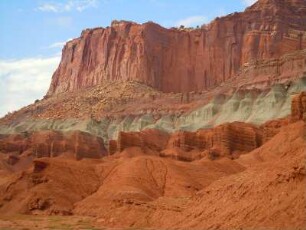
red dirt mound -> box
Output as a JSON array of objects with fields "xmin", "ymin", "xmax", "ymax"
[
  {"xmin": 0, "ymin": 158, "xmax": 100, "ymax": 216},
  {"xmin": 166, "ymin": 121, "xmax": 306, "ymax": 230}
]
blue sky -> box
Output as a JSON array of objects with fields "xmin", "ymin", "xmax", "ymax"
[{"xmin": 0, "ymin": 0, "xmax": 256, "ymax": 117}]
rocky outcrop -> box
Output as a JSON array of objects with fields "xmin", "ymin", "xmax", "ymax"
[
  {"xmin": 30, "ymin": 131, "xmax": 107, "ymax": 159},
  {"xmin": 164, "ymin": 122, "xmax": 262, "ymax": 160},
  {"xmin": 117, "ymin": 129, "xmax": 170, "ymax": 153},
  {"xmin": 0, "ymin": 133, "xmax": 31, "ymax": 154},
  {"xmin": 0, "ymin": 131, "xmax": 107, "ymax": 160},
  {"xmin": 170, "ymin": 121, "xmax": 306, "ymax": 230},
  {"xmin": 291, "ymin": 92, "xmax": 306, "ymax": 122},
  {"xmin": 260, "ymin": 118, "xmax": 290, "ymax": 143},
  {"xmin": 117, "ymin": 132, "xmax": 142, "ymax": 152},
  {"xmin": 47, "ymin": 0, "xmax": 306, "ymax": 95},
  {"xmin": 2, "ymin": 78, "xmax": 306, "ymax": 144},
  {"xmin": 235, "ymin": 50, "xmax": 306, "ymax": 89},
  {"xmin": 111, "ymin": 122, "xmax": 261, "ymax": 161},
  {"xmin": 113, "ymin": 88, "xmax": 306, "ymax": 160},
  {"xmin": 108, "ymin": 140, "xmax": 117, "ymax": 155}
]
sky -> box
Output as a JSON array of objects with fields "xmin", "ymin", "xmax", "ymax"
[{"xmin": 0, "ymin": 0, "xmax": 257, "ymax": 117}]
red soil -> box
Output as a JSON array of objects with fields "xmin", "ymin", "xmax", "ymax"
[{"xmin": 0, "ymin": 120, "xmax": 304, "ymax": 229}]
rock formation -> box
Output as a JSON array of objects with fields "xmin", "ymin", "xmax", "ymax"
[
  {"xmin": 107, "ymin": 91, "xmax": 306, "ymax": 161},
  {"xmin": 116, "ymin": 129, "xmax": 169, "ymax": 153},
  {"xmin": 1, "ymin": 91, "xmax": 305, "ymax": 162},
  {"xmin": 113, "ymin": 122, "xmax": 262, "ymax": 161},
  {"xmin": 260, "ymin": 118, "xmax": 289, "ymax": 143},
  {"xmin": 0, "ymin": 1, "xmax": 306, "ymax": 229},
  {"xmin": 291, "ymin": 91, "xmax": 306, "ymax": 122},
  {"xmin": 0, "ymin": 131, "xmax": 107, "ymax": 160},
  {"xmin": 47, "ymin": 0, "xmax": 306, "ymax": 95},
  {"xmin": 173, "ymin": 121, "xmax": 306, "ymax": 230},
  {"xmin": 0, "ymin": 119, "xmax": 305, "ymax": 229},
  {"xmin": 108, "ymin": 140, "xmax": 118, "ymax": 155}
]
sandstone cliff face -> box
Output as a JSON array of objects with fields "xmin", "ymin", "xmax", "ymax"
[
  {"xmin": 116, "ymin": 129, "xmax": 169, "ymax": 153},
  {"xmin": 111, "ymin": 122, "xmax": 261, "ymax": 161},
  {"xmin": 0, "ymin": 131, "xmax": 107, "ymax": 160},
  {"xmin": 47, "ymin": 0, "xmax": 306, "ymax": 95},
  {"xmin": 260, "ymin": 118, "xmax": 289, "ymax": 143},
  {"xmin": 0, "ymin": 134, "xmax": 29, "ymax": 154},
  {"xmin": 108, "ymin": 140, "xmax": 117, "ymax": 155},
  {"xmin": 291, "ymin": 91, "xmax": 306, "ymax": 122},
  {"xmin": 164, "ymin": 122, "xmax": 261, "ymax": 160}
]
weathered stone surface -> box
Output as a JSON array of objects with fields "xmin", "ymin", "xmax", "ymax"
[
  {"xmin": 0, "ymin": 131, "xmax": 107, "ymax": 160},
  {"xmin": 117, "ymin": 129, "xmax": 170, "ymax": 152},
  {"xmin": 291, "ymin": 92, "xmax": 306, "ymax": 122},
  {"xmin": 108, "ymin": 140, "xmax": 118, "ymax": 155},
  {"xmin": 0, "ymin": 133, "xmax": 29, "ymax": 154},
  {"xmin": 6, "ymin": 154, "xmax": 20, "ymax": 165},
  {"xmin": 165, "ymin": 122, "xmax": 261, "ymax": 160},
  {"xmin": 113, "ymin": 122, "xmax": 261, "ymax": 161},
  {"xmin": 47, "ymin": 0, "xmax": 306, "ymax": 95},
  {"xmin": 260, "ymin": 118, "xmax": 290, "ymax": 143}
]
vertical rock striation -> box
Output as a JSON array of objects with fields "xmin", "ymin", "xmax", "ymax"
[
  {"xmin": 0, "ymin": 131, "xmax": 107, "ymax": 160},
  {"xmin": 291, "ymin": 91, "xmax": 306, "ymax": 122},
  {"xmin": 166, "ymin": 122, "xmax": 261, "ymax": 160},
  {"xmin": 47, "ymin": 0, "xmax": 306, "ymax": 95}
]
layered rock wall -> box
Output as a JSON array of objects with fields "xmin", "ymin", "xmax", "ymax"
[
  {"xmin": 291, "ymin": 92, "xmax": 306, "ymax": 122},
  {"xmin": 113, "ymin": 91, "xmax": 306, "ymax": 160},
  {"xmin": 108, "ymin": 140, "xmax": 118, "ymax": 155},
  {"xmin": 116, "ymin": 129, "xmax": 169, "ymax": 153},
  {"xmin": 47, "ymin": 0, "xmax": 306, "ymax": 95},
  {"xmin": 167, "ymin": 122, "xmax": 261, "ymax": 159},
  {"xmin": 1, "ymin": 80, "xmax": 306, "ymax": 144},
  {"xmin": 0, "ymin": 131, "xmax": 107, "ymax": 160},
  {"xmin": 260, "ymin": 119, "xmax": 290, "ymax": 143}
]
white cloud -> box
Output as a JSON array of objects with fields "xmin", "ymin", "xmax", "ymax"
[
  {"xmin": 242, "ymin": 0, "xmax": 257, "ymax": 6},
  {"xmin": 48, "ymin": 41, "xmax": 67, "ymax": 49},
  {"xmin": 46, "ymin": 38, "xmax": 73, "ymax": 49},
  {"xmin": 175, "ymin": 16, "xmax": 207, "ymax": 27},
  {"xmin": 36, "ymin": 0, "xmax": 98, "ymax": 13},
  {"xmin": 37, "ymin": 3, "xmax": 59, "ymax": 12},
  {"xmin": 0, "ymin": 56, "xmax": 61, "ymax": 118}
]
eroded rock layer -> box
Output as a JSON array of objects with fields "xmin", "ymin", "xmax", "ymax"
[
  {"xmin": 117, "ymin": 129, "xmax": 169, "ymax": 152},
  {"xmin": 0, "ymin": 131, "xmax": 106, "ymax": 160},
  {"xmin": 1, "ymin": 79, "xmax": 305, "ymax": 144},
  {"xmin": 163, "ymin": 122, "xmax": 261, "ymax": 161},
  {"xmin": 291, "ymin": 91, "xmax": 306, "ymax": 121},
  {"xmin": 106, "ymin": 92, "xmax": 306, "ymax": 161}
]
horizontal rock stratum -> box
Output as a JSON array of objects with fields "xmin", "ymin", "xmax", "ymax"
[
  {"xmin": 47, "ymin": 0, "xmax": 306, "ymax": 95},
  {"xmin": 0, "ymin": 131, "xmax": 107, "ymax": 160}
]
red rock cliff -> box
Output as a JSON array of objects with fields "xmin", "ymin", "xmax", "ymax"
[
  {"xmin": 0, "ymin": 131, "xmax": 107, "ymax": 160},
  {"xmin": 166, "ymin": 122, "xmax": 261, "ymax": 160},
  {"xmin": 47, "ymin": 0, "xmax": 306, "ymax": 95},
  {"xmin": 291, "ymin": 92, "xmax": 306, "ymax": 122}
]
